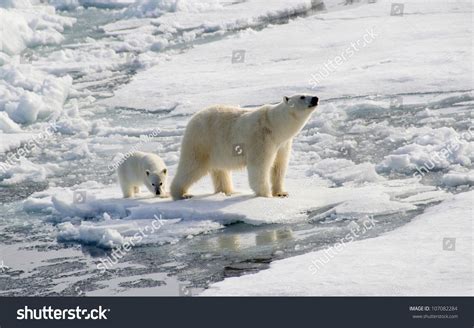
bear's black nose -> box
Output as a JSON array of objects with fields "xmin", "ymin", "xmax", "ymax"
[{"xmin": 310, "ymin": 96, "xmax": 319, "ymax": 107}]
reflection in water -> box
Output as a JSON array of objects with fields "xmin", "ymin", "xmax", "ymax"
[
  {"xmin": 256, "ymin": 231, "xmax": 276, "ymax": 245},
  {"xmin": 217, "ymin": 235, "xmax": 241, "ymax": 250},
  {"xmin": 214, "ymin": 228, "xmax": 294, "ymax": 251},
  {"xmin": 256, "ymin": 229, "xmax": 293, "ymax": 245},
  {"xmin": 276, "ymin": 229, "xmax": 293, "ymax": 241}
]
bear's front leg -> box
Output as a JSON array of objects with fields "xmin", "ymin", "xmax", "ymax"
[
  {"xmin": 118, "ymin": 176, "xmax": 134, "ymax": 198},
  {"xmin": 271, "ymin": 141, "xmax": 291, "ymax": 197},
  {"xmin": 247, "ymin": 149, "xmax": 275, "ymax": 198}
]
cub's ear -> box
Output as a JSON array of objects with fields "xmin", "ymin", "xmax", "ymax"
[
  {"xmin": 146, "ymin": 170, "xmax": 150, "ymax": 176},
  {"xmin": 162, "ymin": 168, "xmax": 167, "ymax": 175},
  {"xmin": 283, "ymin": 96, "xmax": 289, "ymax": 103}
]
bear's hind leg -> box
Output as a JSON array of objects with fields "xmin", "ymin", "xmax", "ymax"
[
  {"xmin": 211, "ymin": 170, "xmax": 233, "ymax": 196},
  {"xmin": 170, "ymin": 159, "xmax": 209, "ymax": 200}
]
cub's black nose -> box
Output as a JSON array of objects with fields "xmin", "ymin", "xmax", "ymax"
[{"xmin": 310, "ymin": 96, "xmax": 319, "ymax": 107}]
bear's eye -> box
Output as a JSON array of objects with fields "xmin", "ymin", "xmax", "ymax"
[
  {"xmin": 152, "ymin": 183, "xmax": 155, "ymax": 186},
  {"xmin": 159, "ymin": 182, "xmax": 163, "ymax": 186},
  {"xmin": 300, "ymin": 96, "xmax": 306, "ymax": 100}
]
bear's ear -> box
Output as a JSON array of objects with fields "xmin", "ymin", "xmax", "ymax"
[
  {"xmin": 162, "ymin": 168, "xmax": 167, "ymax": 175},
  {"xmin": 146, "ymin": 170, "xmax": 150, "ymax": 176},
  {"xmin": 283, "ymin": 96, "xmax": 289, "ymax": 103}
]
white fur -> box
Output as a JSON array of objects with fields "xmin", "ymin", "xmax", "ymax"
[
  {"xmin": 170, "ymin": 94, "xmax": 318, "ymax": 200},
  {"xmin": 117, "ymin": 151, "xmax": 168, "ymax": 198}
]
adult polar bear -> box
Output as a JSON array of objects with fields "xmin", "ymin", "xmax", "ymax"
[{"xmin": 170, "ymin": 94, "xmax": 319, "ymax": 200}]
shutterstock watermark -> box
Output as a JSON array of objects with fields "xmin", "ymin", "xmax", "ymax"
[
  {"xmin": 107, "ymin": 128, "xmax": 160, "ymax": 172},
  {"xmin": 179, "ymin": 283, "xmax": 192, "ymax": 296},
  {"xmin": 231, "ymin": 50, "xmax": 246, "ymax": 64},
  {"xmin": 309, "ymin": 27, "xmax": 379, "ymax": 89},
  {"xmin": 17, "ymin": 305, "xmax": 109, "ymax": 321},
  {"xmin": 232, "ymin": 143, "xmax": 245, "ymax": 156},
  {"xmin": 0, "ymin": 260, "xmax": 9, "ymax": 273},
  {"xmin": 97, "ymin": 214, "xmax": 165, "ymax": 273},
  {"xmin": 0, "ymin": 122, "xmax": 59, "ymax": 174},
  {"xmin": 442, "ymin": 237, "xmax": 456, "ymax": 251},
  {"xmin": 308, "ymin": 215, "xmax": 376, "ymax": 275}
]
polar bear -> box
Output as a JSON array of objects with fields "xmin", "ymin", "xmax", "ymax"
[
  {"xmin": 170, "ymin": 94, "xmax": 319, "ymax": 200},
  {"xmin": 117, "ymin": 151, "xmax": 168, "ymax": 198}
]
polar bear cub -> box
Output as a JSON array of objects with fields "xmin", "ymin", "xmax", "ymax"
[
  {"xmin": 170, "ymin": 94, "xmax": 319, "ymax": 200},
  {"xmin": 117, "ymin": 151, "xmax": 168, "ymax": 198}
]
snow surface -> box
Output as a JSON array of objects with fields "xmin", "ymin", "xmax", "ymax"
[
  {"xmin": 202, "ymin": 191, "xmax": 473, "ymax": 296},
  {"xmin": 105, "ymin": 0, "xmax": 472, "ymax": 114}
]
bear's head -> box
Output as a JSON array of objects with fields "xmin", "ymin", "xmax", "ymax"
[
  {"xmin": 144, "ymin": 168, "xmax": 167, "ymax": 196},
  {"xmin": 283, "ymin": 94, "xmax": 319, "ymax": 116}
]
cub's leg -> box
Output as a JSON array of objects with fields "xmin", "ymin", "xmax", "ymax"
[
  {"xmin": 247, "ymin": 146, "xmax": 276, "ymax": 198},
  {"xmin": 271, "ymin": 141, "xmax": 292, "ymax": 197},
  {"xmin": 211, "ymin": 170, "xmax": 233, "ymax": 196}
]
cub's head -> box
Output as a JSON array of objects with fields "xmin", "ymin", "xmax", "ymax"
[
  {"xmin": 283, "ymin": 94, "xmax": 319, "ymax": 114},
  {"xmin": 144, "ymin": 168, "xmax": 167, "ymax": 196}
]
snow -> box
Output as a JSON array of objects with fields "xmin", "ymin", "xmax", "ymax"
[
  {"xmin": 56, "ymin": 217, "xmax": 223, "ymax": 248},
  {"xmin": 442, "ymin": 169, "xmax": 474, "ymax": 187},
  {"xmin": 122, "ymin": 0, "xmax": 223, "ymax": 18},
  {"xmin": 0, "ymin": 157, "xmax": 59, "ymax": 185},
  {"xmin": 98, "ymin": 0, "xmax": 322, "ymax": 62},
  {"xmin": 202, "ymin": 191, "xmax": 473, "ymax": 296},
  {"xmin": 105, "ymin": 0, "xmax": 472, "ymax": 114},
  {"xmin": 23, "ymin": 176, "xmax": 447, "ymax": 248},
  {"xmin": 308, "ymin": 158, "xmax": 384, "ymax": 185},
  {"xmin": 0, "ymin": 63, "xmax": 73, "ymax": 125},
  {"xmin": 0, "ymin": 1, "xmax": 75, "ymax": 56},
  {"xmin": 0, "ymin": 0, "xmax": 75, "ymax": 169},
  {"xmin": 0, "ymin": 112, "xmax": 22, "ymax": 132},
  {"xmin": 57, "ymin": 221, "xmax": 125, "ymax": 248},
  {"xmin": 0, "ymin": 132, "xmax": 36, "ymax": 154},
  {"xmin": 376, "ymin": 126, "xmax": 474, "ymax": 175},
  {"xmin": 49, "ymin": 0, "xmax": 135, "ymax": 10}
]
